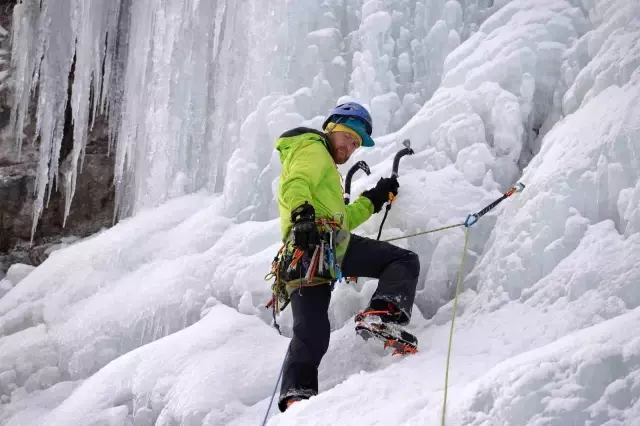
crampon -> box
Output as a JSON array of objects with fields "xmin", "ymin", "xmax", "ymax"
[{"xmin": 355, "ymin": 316, "xmax": 418, "ymax": 356}]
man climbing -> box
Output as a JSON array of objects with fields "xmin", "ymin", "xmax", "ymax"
[{"xmin": 274, "ymin": 102, "xmax": 420, "ymax": 411}]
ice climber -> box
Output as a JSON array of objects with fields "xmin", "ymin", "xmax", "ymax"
[{"xmin": 273, "ymin": 102, "xmax": 420, "ymax": 411}]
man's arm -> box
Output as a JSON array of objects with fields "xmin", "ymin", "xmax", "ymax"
[
  {"xmin": 346, "ymin": 196, "xmax": 373, "ymax": 230},
  {"xmin": 279, "ymin": 142, "xmax": 331, "ymax": 211},
  {"xmin": 347, "ymin": 176, "xmax": 399, "ymax": 230}
]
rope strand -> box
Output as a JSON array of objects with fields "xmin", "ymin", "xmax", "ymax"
[
  {"xmin": 261, "ymin": 351, "xmax": 287, "ymax": 426},
  {"xmin": 382, "ymin": 222, "xmax": 465, "ymax": 242},
  {"xmin": 441, "ymin": 226, "xmax": 471, "ymax": 426}
]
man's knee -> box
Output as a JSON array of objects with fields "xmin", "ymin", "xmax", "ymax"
[
  {"xmin": 402, "ymin": 249, "xmax": 420, "ymax": 277},
  {"xmin": 291, "ymin": 309, "xmax": 330, "ymax": 364}
]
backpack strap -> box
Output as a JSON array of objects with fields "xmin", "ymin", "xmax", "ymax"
[{"xmin": 279, "ymin": 127, "xmax": 333, "ymax": 156}]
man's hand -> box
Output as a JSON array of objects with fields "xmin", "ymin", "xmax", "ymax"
[
  {"xmin": 291, "ymin": 202, "xmax": 318, "ymax": 251},
  {"xmin": 362, "ymin": 177, "xmax": 399, "ymax": 213}
]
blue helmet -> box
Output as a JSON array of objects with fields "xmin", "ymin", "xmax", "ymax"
[{"xmin": 322, "ymin": 102, "xmax": 373, "ymax": 136}]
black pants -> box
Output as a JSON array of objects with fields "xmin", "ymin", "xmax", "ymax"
[{"xmin": 277, "ymin": 234, "xmax": 420, "ymax": 411}]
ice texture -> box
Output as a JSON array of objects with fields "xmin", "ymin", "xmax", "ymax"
[{"xmin": 3, "ymin": 0, "xmax": 640, "ymax": 425}]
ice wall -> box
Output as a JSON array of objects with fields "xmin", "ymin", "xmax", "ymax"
[
  {"xmin": 10, "ymin": 0, "xmax": 498, "ymax": 231},
  {"xmin": 2, "ymin": 0, "xmax": 639, "ymax": 424}
]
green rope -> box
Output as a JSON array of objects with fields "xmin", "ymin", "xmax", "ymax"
[
  {"xmin": 381, "ymin": 222, "xmax": 465, "ymax": 243},
  {"xmin": 441, "ymin": 226, "xmax": 471, "ymax": 426}
]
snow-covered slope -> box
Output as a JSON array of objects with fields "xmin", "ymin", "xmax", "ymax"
[{"xmin": 2, "ymin": 0, "xmax": 640, "ymax": 425}]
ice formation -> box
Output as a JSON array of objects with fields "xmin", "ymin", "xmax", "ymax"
[{"xmin": 2, "ymin": 0, "xmax": 639, "ymax": 425}]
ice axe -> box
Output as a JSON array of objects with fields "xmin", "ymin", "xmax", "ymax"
[
  {"xmin": 377, "ymin": 139, "xmax": 414, "ymax": 240},
  {"xmin": 344, "ymin": 161, "xmax": 371, "ymax": 205}
]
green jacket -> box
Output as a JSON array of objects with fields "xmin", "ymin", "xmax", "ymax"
[{"xmin": 276, "ymin": 127, "xmax": 374, "ymax": 263}]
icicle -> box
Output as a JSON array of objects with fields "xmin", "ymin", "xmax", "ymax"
[
  {"xmin": 12, "ymin": 0, "xmax": 325, "ymax": 235},
  {"xmin": 9, "ymin": 0, "xmax": 41, "ymax": 160},
  {"xmin": 64, "ymin": 0, "xmax": 123, "ymax": 226},
  {"xmin": 25, "ymin": 0, "xmax": 76, "ymax": 241}
]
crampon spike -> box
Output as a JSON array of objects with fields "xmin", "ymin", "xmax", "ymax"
[{"xmin": 384, "ymin": 339, "xmax": 419, "ymax": 355}]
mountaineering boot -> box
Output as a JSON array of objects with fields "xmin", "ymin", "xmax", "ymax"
[
  {"xmin": 355, "ymin": 302, "xmax": 418, "ymax": 355},
  {"xmin": 355, "ymin": 314, "xmax": 419, "ymax": 355},
  {"xmin": 356, "ymin": 301, "xmax": 404, "ymax": 323}
]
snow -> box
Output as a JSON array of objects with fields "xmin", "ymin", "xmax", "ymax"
[
  {"xmin": 37, "ymin": 304, "xmax": 288, "ymax": 426},
  {"xmin": 0, "ymin": 265, "xmax": 35, "ymax": 299},
  {"xmin": 3, "ymin": 0, "xmax": 640, "ymax": 425}
]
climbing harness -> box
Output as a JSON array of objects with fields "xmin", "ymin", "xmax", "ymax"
[{"xmin": 264, "ymin": 217, "xmax": 344, "ymax": 330}]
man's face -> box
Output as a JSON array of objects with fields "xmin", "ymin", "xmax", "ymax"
[{"xmin": 328, "ymin": 131, "xmax": 361, "ymax": 164}]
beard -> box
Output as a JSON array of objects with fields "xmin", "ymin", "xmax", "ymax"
[{"xmin": 334, "ymin": 147, "xmax": 350, "ymax": 164}]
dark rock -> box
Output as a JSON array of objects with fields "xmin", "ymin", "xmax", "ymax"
[
  {"xmin": 0, "ymin": 3, "xmax": 116, "ymax": 273},
  {"xmin": 0, "ymin": 116, "xmax": 116, "ymax": 271}
]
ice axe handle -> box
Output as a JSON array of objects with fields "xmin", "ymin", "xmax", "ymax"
[
  {"xmin": 391, "ymin": 140, "xmax": 414, "ymax": 177},
  {"xmin": 344, "ymin": 161, "xmax": 371, "ymax": 205},
  {"xmin": 388, "ymin": 192, "xmax": 396, "ymax": 206},
  {"xmin": 377, "ymin": 140, "xmax": 414, "ymax": 241}
]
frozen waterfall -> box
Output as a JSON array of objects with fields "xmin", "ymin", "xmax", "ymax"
[
  {"xmin": 2, "ymin": 0, "xmax": 640, "ymax": 425},
  {"xmin": 11, "ymin": 0, "xmax": 495, "ymax": 232}
]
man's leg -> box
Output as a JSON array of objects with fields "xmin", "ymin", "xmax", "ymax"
[
  {"xmin": 278, "ymin": 284, "xmax": 331, "ymax": 412},
  {"xmin": 341, "ymin": 234, "xmax": 420, "ymax": 325}
]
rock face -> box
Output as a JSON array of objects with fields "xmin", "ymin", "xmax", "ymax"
[{"xmin": 0, "ymin": 2, "xmax": 115, "ymax": 272}]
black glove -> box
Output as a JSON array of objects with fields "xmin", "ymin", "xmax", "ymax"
[
  {"xmin": 290, "ymin": 202, "xmax": 318, "ymax": 251},
  {"xmin": 361, "ymin": 176, "xmax": 399, "ymax": 213}
]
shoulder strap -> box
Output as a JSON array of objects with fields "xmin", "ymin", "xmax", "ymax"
[{"xmin": 279, "ymin": 127, "xmax": 333, "ymax": 156}]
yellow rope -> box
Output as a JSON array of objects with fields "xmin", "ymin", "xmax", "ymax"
[
  {"xmin": 382, "ymin": 222, "xmax": 465, "ymax": 242},
  {"xmin": 441, "ymin": 226, "xmax": 470, "ymax": 426},
  {"xmin": 381, "ymin": 220, "xmax": 471, "ymax": 424}
]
